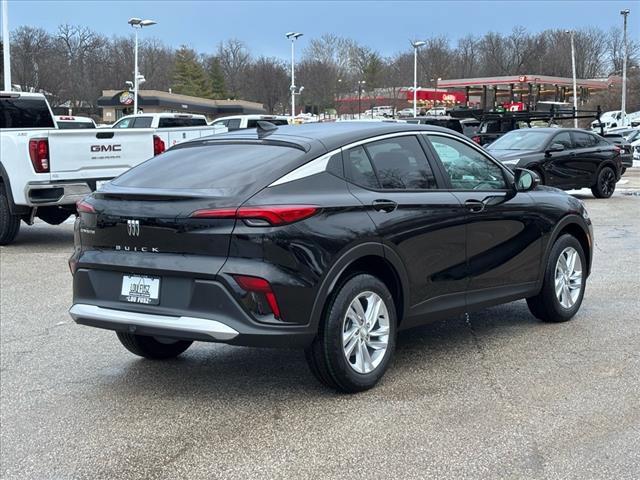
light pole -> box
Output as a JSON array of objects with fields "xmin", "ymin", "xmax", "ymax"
[
  {"xmin": 128, "ymin": 17, "xmax": 156, "ymax": 115},
  {"xmin": 412, "ymin": 41, "xmax": 425, "ymax": 117},
  {"xmin": 620, "ymin": 9, "xmax": 630, "ymax": 127},
  {"xmin": 286, "ymin": 32, "xmax": 303, "ymax": 118},
  {"xmin": 2, "ymin": 0, "xmax": 11, "ymax": 91},
  {"xmin": 566, "ymin": 30, "xmax": 578, "ymax": 128},
  {"xmin": 357, "ymin": 80, "xmax": 366, "ymax": 119}
]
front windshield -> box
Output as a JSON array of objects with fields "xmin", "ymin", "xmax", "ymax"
[{"xmin": 488, "ymin": 130, "xmax": 549, "ymax": 151}]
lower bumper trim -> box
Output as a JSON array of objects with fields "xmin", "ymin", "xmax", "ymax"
[{"xmin": 69, "ymin": 303, "xmax": 239, "ymax": 341}]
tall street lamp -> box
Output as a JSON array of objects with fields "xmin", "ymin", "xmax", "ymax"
[
  {"xmin": 2, "ymin": 0, "xmax": 11, "ymax": 91},
  {"xmin": 128, "ymin": 17, "xmax": 156, "ymax": 115},
  {"xmin": 566, "ymin": 30, "xmax": 578, "ymax": 128},
  {"xmin": 412, "ymin": 41, "xmax": 426, "ymax": 117},
  {"xmin": 286, "ymin": 32, "xmax": 303, "ymax": 118},
  {"xmin": 620, "ymin": 9, "xmax": 630, "ymax": 127},
  {"xmin": 357, "ymin": 80, "xmax": 366, "ymax": 119}
]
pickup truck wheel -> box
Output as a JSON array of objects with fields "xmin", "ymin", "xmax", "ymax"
[
  {"xmin": 591, "ymin": 166, "xmax": 616, "ymax": 198},
  {"xmin": 116, "ymin": 332, "xmax": 192, "ymax": 359},
  {"xmin": 37, "ymin": 206, "xmax": 72, "ymax": 225},
  {"xmin": 305, "ymin": 274, "xmax": 396, "ymax": 393},
  {"xmin": 527, "ymin": 234, "xmax": 586, "ymax": 323},
  {"xmin": 0, "ymin": 184, "xmax": 21, "ymax": 245}
]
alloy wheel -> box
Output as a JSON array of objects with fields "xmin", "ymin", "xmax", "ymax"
[
  {"xmin": 342, "ymin": 291, "xmax": 390, "ymax": 374},
  {"xmin": 600, "ymin": 169, "xmax": 615, "ymax": 197},
  {"xmin": 554, "ymin": 246, "xmax": 583, "ymax": 309}
]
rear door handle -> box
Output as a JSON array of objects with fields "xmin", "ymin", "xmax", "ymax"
[
  {"xmin": 372, "ymin": 199, "xmax": 398, "ymax": 213},
  {"xmin": 464, "ymin": 199, "xmax": 485, "ymax": 213}
]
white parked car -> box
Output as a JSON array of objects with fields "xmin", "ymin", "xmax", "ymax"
[
  {"xmin": 363, "ymin": 106, "xmax": 394, "ymax": 118},
  {"xmin": 0, "ymin": 92, "xmax": 161, "ymax": 244},
  {"xmin": 54, "ymin": 115, "xmax": 96, "ymax": 129},
  {"xmin": 396, "ymin": 107, "xmax": 414, "ymax": 117},
  {"xmin": 111, "ymin": 113, "xmax": 226, "ymax": 148},
  {"xmin": 426, "ymin": 107, "xmax": 447, "ymax": 116},
  {"xmin": 211, "ymin": 115, "xmax": 290, "ymax": 131}
]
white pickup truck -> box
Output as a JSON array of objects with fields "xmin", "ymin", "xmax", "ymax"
[
  {"xmin": 0, "ymin": 91, "xmax": 163, "ymax": 245},
  {"xmin": 110, "ymin": 113, "xmax": 226, "ymax": 148}
]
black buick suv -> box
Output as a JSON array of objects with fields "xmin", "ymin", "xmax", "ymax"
[{"xmin": 69, "ymin": 122, "xmax": 593, "ymax": 392}]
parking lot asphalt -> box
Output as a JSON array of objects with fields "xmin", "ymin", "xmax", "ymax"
[{"xmin": 1, "ymin": 173, "xmax": 639, "ymax": 480}]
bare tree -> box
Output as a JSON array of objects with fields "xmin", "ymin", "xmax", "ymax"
[
  {"xmin": 217, "ymin": 39, "xmax": 251, "ymax": 99},
  {"xmin": 244, "ymin": 56, "xmax": 289, "ymax": 113}
]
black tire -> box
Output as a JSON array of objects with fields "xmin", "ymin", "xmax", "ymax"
[
  {"xmin": 37, "ymin": 206, "xmax": 72, "ymax": 225},
  {"xmin": 527, "ymin": 234, "xmax": 586, "ymax": 323},
  {"xmin": 590, "ymin": 166, "xmax": 616, "ymax": 198},
  {"xmin": 0, "ymin": 184, "xmax": 21, "ymax": 245},
  {"xmin": 305, "ymin": 274, "xmax": 397, "ymax": 393},
  {"xmin": 116, "ymin": 332, "xmax": 192, "ymax": 359},
  {"xmin": 621, "ymin": 167, "xmax": 627, "ymax": 176}
]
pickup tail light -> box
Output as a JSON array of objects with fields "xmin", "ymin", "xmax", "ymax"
[
  {"xmin": 233, "ymin": 275, "xmax": 281, "ymax": 319},
  {"xmin": 28, "ymin": 138, "xmax": 50, "ymax": 173},
  {"xmin": 153, "ymin": 135, "xmax": 165, "ymax": 156},
  {"xmin": 190, "ymin": 205, "xmax": 319, "ymax": 226}
]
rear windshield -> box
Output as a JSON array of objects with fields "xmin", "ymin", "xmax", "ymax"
[
  {"xmin": 158, "ymin": 117, "xmax": 207, "ymax": 128},
  {"xmin": 0, "ymin": 97, "xmax": 55, "ymax": 129},
  {"xmin": 57, "ymin": 121, "xmax": 95, "ymax": 129},
  {"xmin": 113, "ymin": 143, "xmax": 304, "ymax": 191},
  {"xmin": 246, "ymin": 119, "xmax": 289, "ymax": 128}
]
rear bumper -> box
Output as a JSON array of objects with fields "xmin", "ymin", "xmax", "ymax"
[
  {"xmin": 70, "ymin": 269, "xmax": 316, "ymax": 348},
  {"xmin": 24, "ymin": 181, "xmax": 92, "ymax": 206},
  {"xmin": 70, "ymin": 304, "xmax": 239, "ymax": 341}
]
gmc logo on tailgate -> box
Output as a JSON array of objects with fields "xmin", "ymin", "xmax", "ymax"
[{"xmin": 91, "ymin": 145, "xmax": 122, "ymax": 152}]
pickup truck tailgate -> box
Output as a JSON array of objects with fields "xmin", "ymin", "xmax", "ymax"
[{"xmin": 47, "ymin": 128, "xmax": 155, "ymax": 175}]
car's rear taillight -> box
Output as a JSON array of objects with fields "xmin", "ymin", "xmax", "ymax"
[
  {"xmin": 233, "ymin": 275, "xmax": 281, "ymax": 319},
  {"xmin": 28, "ymin": 138, "xmax": 50, "ymax": 173},
  {"xmin": 190, "ymin": 205, "xmax": 319, "ymax": 226},
  {"xmin": 471, "ymin": 135, "xmax": 481, "ymax": 144},
  {"xmin": 76, "ymin": 199, "xmax": 96, "ymax": 213},
  {"xmin": 153, "ymin": 135, "xmax": 165, "ymax": 156}
]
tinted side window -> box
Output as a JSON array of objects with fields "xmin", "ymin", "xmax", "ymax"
[
  {"xmin": 0, "ymin": 97, "xmax": 55, "ymax": 129},
  {"xmin": 133, "ymin": 117, "xmax": 153, "ymax": 128},
  {"xmin": 246, "ymin": 120, "xmax": 258, "ymax": 128},
  {"xmin": 227, "ymin": 119, "xmax": 242, "ymax": 130},
  {"xmin": 552, "ymin": 132, "xmax": 572, "ymax": 149},
  {"xmin": 428, "ymin": 135, "xmax": 507, "ymax": 190},
  {"xmin": 573, "ymin": 132, "xmax": 597, "ymax": 148},
  {"xmin": 344, "ymin": 146, "xmax": 380, "ymax": 189},
  {"xmin": 365, "ymin": 136, "xmax": 436, "ymax": 190}
]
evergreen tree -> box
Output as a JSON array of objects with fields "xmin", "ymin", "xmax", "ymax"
[
  {"xmin": 172, "ymin": 46, "xmax": 213, "ymax": 98},
  {"xmin": 206, "ymin": 56, "xmax": 227, "ymax": 99}
]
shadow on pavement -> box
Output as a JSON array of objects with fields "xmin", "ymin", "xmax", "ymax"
[{"xmin": 92, "ymin": 301, "xmax": 542, "ymax": 399}]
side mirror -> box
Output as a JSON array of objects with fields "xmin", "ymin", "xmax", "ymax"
[
  {"xmin": 546, "ymin": 143, "xmax": 565, "ymax": 153},
  {"xmin": 513, "ymin": 168, "xmax": 540, "ymax": 192}
]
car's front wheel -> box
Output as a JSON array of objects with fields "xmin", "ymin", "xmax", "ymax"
[
  {"xmin": 527, "ymin": 234, "xmax": 586, "ymax": 322},
  {"xmin": 305, "ymin": 274, "xmax": 396, "ymax": 393},
  {"xmin": 116, "ymin": 332, "xmax": 192, "ymax": 359},
  {"xmin": 591, "ymin": 166, "xmax": 616, "ymax": 198}
]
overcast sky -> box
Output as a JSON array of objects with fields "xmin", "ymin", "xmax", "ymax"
[{"xmin": 3, "ymin": 0, "xmax": 639, "ymax": 58}]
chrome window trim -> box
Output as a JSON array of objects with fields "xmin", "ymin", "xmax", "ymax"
[{"xmin": 269, "ymin": 129, "xmax": 512, "ymax": 188}]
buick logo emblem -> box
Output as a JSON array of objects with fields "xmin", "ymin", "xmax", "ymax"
[{"xmin": 127, "ymin": 219, "xmax": 140, "ymax": 237}]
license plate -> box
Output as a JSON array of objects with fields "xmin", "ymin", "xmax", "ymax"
[
  {"xmin": 96, "ymin": 180, "xmax": 110, "ymax": 191},
  {"xmin": 120, "ymin": 275, "xmax": 160, "ymax": 305}
]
